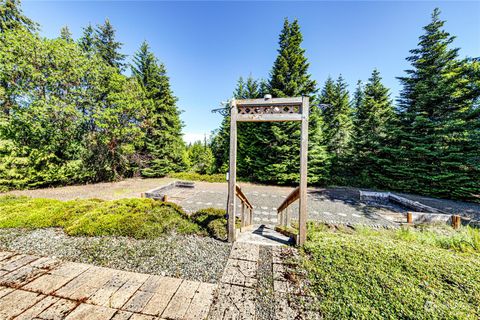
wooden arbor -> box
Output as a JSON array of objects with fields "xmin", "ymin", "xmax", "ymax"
[{"xmin": 227, "ymin": 96, "xmax": 309, "ymax": 245}]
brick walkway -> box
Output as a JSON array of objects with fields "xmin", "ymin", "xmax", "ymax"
[{"xmin": 0, "ymin": 251, "xmax": 215, "ymax": 320}]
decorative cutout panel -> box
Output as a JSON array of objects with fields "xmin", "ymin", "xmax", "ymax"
[{"xmin": 237, "ymin": 105, "xmax": 300, "ymax": 115}]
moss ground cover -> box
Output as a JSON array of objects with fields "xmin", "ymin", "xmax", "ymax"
[
  {"xmin": 0, "ymin": 195, "xmax": 230, "ymax": 239},
  {"xmin": 300, "ymin": 224, "xmax": 480, "ymax": 319}
]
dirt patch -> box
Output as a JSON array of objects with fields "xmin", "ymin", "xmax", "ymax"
[{"xmin": 2, "ymin": 177, "xmax": 174, "ymax": 201}]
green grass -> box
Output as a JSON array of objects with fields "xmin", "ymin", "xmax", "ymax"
[
  {"xmin": 168, "ymin": 172, "xmax": 227, "ymax": 183},
  {"xmin": 0, "ymin": 195, "xmax": 230, "ymax": 239},
  {"xmin": 299, "ymin": 223, "xmax": 480, "ymax": 319}
]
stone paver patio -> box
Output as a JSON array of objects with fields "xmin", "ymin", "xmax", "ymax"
[
  {"xmin": 166, "ymin": 182, "xmax": 397, "ymax": 228},
  {"xmin": 0, "ymin": 251, "xmax": 215, "ymax": 320}
]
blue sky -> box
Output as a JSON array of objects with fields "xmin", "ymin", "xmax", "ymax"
[{"xmin": 23, "ymin": 1, "xmax": 480, "ymax": 143}]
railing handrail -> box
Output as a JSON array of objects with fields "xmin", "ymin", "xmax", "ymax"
[
  {"xmin": 277, "ymin": 186, "xmax": 300, "ymax": 213},
  {"xmin": 235, "ymin": 184, "xmax": 253, "ymax": 209}
]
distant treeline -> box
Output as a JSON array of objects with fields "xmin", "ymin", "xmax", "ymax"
[{"xmin": 210, "ymin": 9, "xmax": 480, "ymax": 201}]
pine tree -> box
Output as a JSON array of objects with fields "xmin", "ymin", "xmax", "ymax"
[
  {"xmin": 60, "ymin": 25, "xmax": 73, "ymax": 42},
  {"xmin": 351, "ymin": 69, "xmax": 395, "ymax": 185},
  {"xmin": 320, "ymin": 75, "xmax": 353, "ymax": 181},
  {"xmin": 266, "ymin": 18, "xmax": 328, "ymax": 184},
  {"xmin": 78, "ymin": 23, "xmax": 95, "ymax": 55},
  {"xmin": 382, "ymin": 8, "xmax": 479, "ymax": 200},
  {"xmin": 94, "ymin": 19, "xmax": 126, "ymax": 70},
  {"xmin": 0, "ymin": 0, "xmax": 37, "ymax": 33},
  {"xmin": 132, "ymin": 41, "xmax": 185, "ymax": 177}
]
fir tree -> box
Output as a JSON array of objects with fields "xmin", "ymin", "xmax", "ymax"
[
  {"xmin": 352, "ymin": 80, "xmax": 364, "ymax": 111},
  {"xmin": 78, "ymin": 23, "xmax": 95, "ymax": 55},
  {"xmin": 60, "ymin": 25, "xmax": 73, "ymax": 42},
  {"xmin": 320, "ymin": 75, "xmax": 353, "ymax": 181},
  {"xmin": 210, "ymin": 76, "xmax": 267, "ymax": 176},
  {"xmin": 132, "ymin": 41, "xmax": 185, "ymax": 177},
  {"xmin": 382, "ymin": 8, "xmax": 480, "ymax": 199},
  {"xmin": 266, "ymin": 18, "xmax": 328, "ymax": 184},
  {"xmin": 0, "ymin": 0, "xmax": 37, "ymax": 33},
  {"xmin": 94, "ymin": 19, "xmax": 126, "ymax": 70},
  {"xmin": 352, "ymin": 69, "xmax": 395, "ymax": 184}
]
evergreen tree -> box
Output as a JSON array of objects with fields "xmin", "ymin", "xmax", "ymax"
[
  {"xmin": 210, "ymin": 76, "xmax": 267, "ymax": 176},
  {"xmin": 78, "ymin": 23, "xmax": 95, "ymax": 55},
  {"xmin": 187, "ymin": 140, "xmax": 214, "ymax": 174},
  {"xmin": 94, "ymin": 19, "xmax": 126, "ymax": 70},
  {"xmin": 60, "ymin": 25, "xmax": 73, "ymax": 42},
  {"xmin": 235, "ymin": 76, "xmax": 269, "ymax": 180},
  {"xmin": 320, "ymin": 75, "xmax": 353, "ymax": 181},
  {"xmin": 351, "ymin": 69, "xmax": 395, "ymax": 184},
  {"xmin": 132, "ymin": 41, "xmax": 185, "ymax": 177},
  {"xmin": 266, "ymin": 18, "xmax": 328, "ymax": 184},
  {"xmin": 381, "ymin": 8, "xmax": 480, "ymax": 200},
  {"xmin": 0, "ymin": 0, "xmax": 37, "ymax": 33},
  {"xmin": 352, "ymin": 80, "xmax": 364, "ymax": 111}
]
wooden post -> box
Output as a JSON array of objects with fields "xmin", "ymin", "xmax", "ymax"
[
  {"xmin": 298, "ymin": 96, "xmax": 309, "ymax": 246},
  {"xmin": 163, "ymin": 195, "xmax": 168, "ymax": 202},
  {"xmin": 285, "ymin": 207, "xmax": 290, "ymax": 228},
  {"xmin": 227, "ymin": 100, "xmax": 238, "ymax": 242},
  {"xmin": 249, "ymin": 208, "xmax": 253, "ymax": 226},
  {"xmin": 407, "ymin": 212, "xmax": 412, "ymax": 224},
  {"xmin": 452, "ymin": 215, "xmax": 461, "ymax": 229},
  {"xmin": 241, "ymin": 203, "xmax": 245, "ymax": 228}
]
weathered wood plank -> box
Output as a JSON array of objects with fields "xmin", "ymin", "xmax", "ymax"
[
  {"xmin": 236, "ymin": 97, "xmax": 303, "ymax": 106},
  {"xmin": 64, "ymin": 303, "xmax": 117, "ymax": 320},
  {"xmin": 228, "ymin": 100, "xmax": 238, "ymax": 242},
  {"xmin": 110, "ymin": 310, "xmax": 133, "ymax": 320},
  {"xmin": 0, "ymin": 289, "xmax": 45, "ymax": 319},
  {"xmin": 87, "ymin": 272, "xmax": 130, "ymax": 306},
  {"xmin": 107, "ymin": 273, "xmax": 149, "ymax": 309},
  {"xmin": 161, "ymin": 280, "xmax": 200, "ymax": 319},
  {"xmin": 122, "ymin": 290, "xmax": 155, "ymax": 313},
  {"xmin": 184, "ymin": 282, "xmax": 216, "ymax": 320},
  {"xmin": 298, "ymin": 96, "xmax": 309, "ymax": 246},
  {"xmin": 35, "ymin": 297, "xmax": 78, "ymax": 320},
  {"xmin": 14, "ymin": 295, "xmax": 59, "ymax": 320},
  {"xmin": 54, "ymin": 267, "xmax": 115, "ymax": 301},
  {"xmin": 0, "ymin": 254, "xmax": 38, "ymax": 272},
  {"xmin": 237, "ymin": 113, "xmax": 302, "ymax": 122}
]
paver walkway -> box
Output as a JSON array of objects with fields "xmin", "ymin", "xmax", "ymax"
[
  {"xmin": 0, "ymin": 251, "xmax": 215, "ymax": 319},
  {"xmin": 208, "ymin": 226, "xmax": 316, "ymax": 320}
]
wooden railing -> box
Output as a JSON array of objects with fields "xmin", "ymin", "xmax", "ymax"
[
  {"xmin": 235, "ymin": 184, "xmax": 254, "ymax": 229},
  {"xmin": 277, "ymin": 186, "xmax": 300, "ymax": 228}
]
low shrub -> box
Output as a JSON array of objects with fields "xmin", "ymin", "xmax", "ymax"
[{"xmin": 190, "ymin": 208, "xmax": 227, "ymax": 240}]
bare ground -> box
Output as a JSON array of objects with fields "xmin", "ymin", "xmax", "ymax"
[{"xmin": 2, "ymin": 177, "xmax": 174, "ymax": 201}]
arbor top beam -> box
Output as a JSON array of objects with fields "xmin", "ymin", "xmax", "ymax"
[
  {"xmin": 235, "ymin": 97, "xmax": 303, "ymax": 107},
  {"xmin": 237, "ymin": 113, "xmax": 302, "ymax": 122}
]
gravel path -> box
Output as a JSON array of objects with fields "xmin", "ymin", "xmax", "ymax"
[{"xmin": 0, "ymin": 228, "xmax": 231, "ymax": 283}]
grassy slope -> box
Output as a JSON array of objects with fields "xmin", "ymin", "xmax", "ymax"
[
  {"xmin": 0, "ymin": 195, "xmax": 229, "ymax": 239},
  {"xmin": 301, "ymin": 224, "xmax": 480, "ymax": 319}
]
